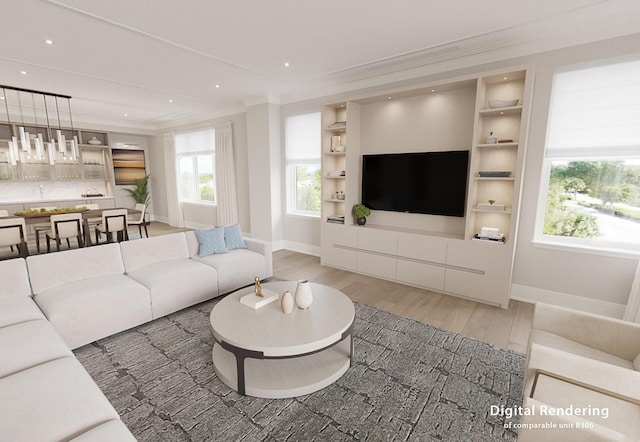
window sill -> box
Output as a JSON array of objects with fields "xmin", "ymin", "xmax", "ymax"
[
  {"xmin": 286, "ymin": 212, "xmax": 321, "ymax": 220},
  {"xmin": 532, "ymin": 237, "xmax": 640, "ymax": 259},
  {"xmin": 180, "ymin": 201, "xmax": 217, "ymax": 208}
]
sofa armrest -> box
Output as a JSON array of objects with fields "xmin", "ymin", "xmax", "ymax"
[
  {"xmin": 532, "ymin": 302, "xmax": 640, "ymax": 361},
  {"xmin": 518, "ymin": 397, "xmax": 627, "ymax": 442},
  {"xmin": 525, "ymin": 343, "xmax": 640, "ymax": 404},
  {"xmin": 244, "ymin": 238, "xmax": 273, "ymax": 278}
]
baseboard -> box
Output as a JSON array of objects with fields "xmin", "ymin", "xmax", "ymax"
[
  {"xmin": 511, "ymin": 284, "xmax": 626, "ymax": 319},
  {"xmin": 281, "ymin": 240, "xmax": 320, "ymax": 257}
]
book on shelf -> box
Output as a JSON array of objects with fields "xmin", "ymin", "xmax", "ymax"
[
  {"xmin": 473, "ymin": 233, "xmax": 506, "ymax": 243},
  {"xmin": 326, "ymin": 215, "xmax": 345, "ymax": 224}
]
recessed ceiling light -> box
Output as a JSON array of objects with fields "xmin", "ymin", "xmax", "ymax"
[
  {"xmin": 0, "ymin": 96, "xmax": 4, "ymax": 100},
  {"xmin": 45, "ymin": 39, "xmax": 53, "ymax": 45},
  {"xmin": 123, "ymin": 113, "xmax": 128, "ymax": 117},
  {"xmin": 431, "ymin": 89, "xmax": 436, "ymax": 93},
  {"xmin": 284, "ymin": 62, "xmax": 290, "ymax": 67},
  {"xmin": 387, "ymin": 96, "xmax": 392, "ymax": 100},
  {"xmin": 503, "ymin": 77, "xmax": 508, "ymax": 80},
  {"xmin": 168, "ymin": 99, "xmax": 173, "ymax": 103},
  {"xmin": 20, "ymin": 70, "xmax": 27, "ymax": 75},
  {"xmin": 215, "ymin": 84, "xmax": 220, "ymax": 88}
]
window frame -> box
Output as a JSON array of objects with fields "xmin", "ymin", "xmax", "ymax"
[
  {"xmin": 534, "ymin": 57, "xmax": 640, "ymax": 257},
  {"xmin": 284, "ymin": 112, "xmax": 322, "ymax": 218},
  {"xmin": 175, "ymin": 128, "xmax": 216, "ymax": 206}
]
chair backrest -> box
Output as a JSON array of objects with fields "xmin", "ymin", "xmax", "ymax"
[
  {"xmin": 0, "ymin": 210, "xmax": 9, "ymax": 217},
  {"xmin": 50, "ymin": 213, "xmax": 83, "ymax": 239},
  {"xmin": 75, "ymin": 204, "xmax": 99, "ymax": 210},
  {"xmin": 0, "ymin": 218, "xmax": 27, "ymax": 247},
  {"xmin": 102, "ymin": 209, "xmax": 128, "ymax": 232},
  {"xmin": 134, "ymin": 203, "xmax": 146, "ymax": 222}
]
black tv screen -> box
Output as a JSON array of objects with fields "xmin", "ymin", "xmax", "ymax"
[{"xmin": 362, "ymin": 150, "xmax": 469, "ymax": 217}]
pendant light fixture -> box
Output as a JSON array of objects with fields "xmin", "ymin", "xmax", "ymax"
[{"xmin": 0, "ymin": 85, "xmax": 75, "ymax": 166}]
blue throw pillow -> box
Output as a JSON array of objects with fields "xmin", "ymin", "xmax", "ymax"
[
  {"xmin": 224, "ymin": 224, "xmax": 246, "ymax": 250},
  {"xmin": 195, "ymin": 227, "xmax": 228, "ymax": 257}
]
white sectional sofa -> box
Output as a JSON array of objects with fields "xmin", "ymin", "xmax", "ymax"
[{"xmin": 0, "ymin": 231, "xmax": 272, "ymax": 441}]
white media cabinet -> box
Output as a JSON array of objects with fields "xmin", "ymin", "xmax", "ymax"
[{"xmin": 320, "ymin": 66, "xmax": 533, "ymax": 308}]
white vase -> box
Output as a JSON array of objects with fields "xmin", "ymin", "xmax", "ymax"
[
  {"xmin": 281, "ymin": 290, "xmax": 294, "ymax": 314},
  {"xmin": 294, "ymin": 280, "xmax": 313, "ymax": 310}
]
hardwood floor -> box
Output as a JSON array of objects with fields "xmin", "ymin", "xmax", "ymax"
[{"xmin": 273, "ymin": 249, "xmax": 534, "ymax": 353}]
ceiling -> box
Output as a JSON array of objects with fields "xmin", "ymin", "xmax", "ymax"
[{"xmin": 1, "ymin": 0, "xmax": 640, "ymax": 132}]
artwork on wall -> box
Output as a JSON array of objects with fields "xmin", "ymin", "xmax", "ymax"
[{"xmin": 112, "ymin": 149, "xmax": 146, "ymax": 185}]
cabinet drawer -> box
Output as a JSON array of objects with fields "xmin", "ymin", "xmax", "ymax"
[
  {"xmin": 446, "ymin": 239, "xmax": 508, "ymax": 274},
  {"xmin": 322, "ymin": 245, "xmax": 357, "ymax": 271},
  {"xmin": 397, "ymin": 259, "xmax": 445, "ymax": 291},
  {"xmin": 397, "ymin": 233, "xmax": 447, "ymax": 263},
  {"xmin": 357, "ymin": 228, "xmax": 398, "ymax": 255},
  {"xmin": 357, "ymin": 251, "xmax": 397, "ymax": 280},
  {"xmin": 323, "ymin": 223, "xmax": 357, "ymax": 248}
]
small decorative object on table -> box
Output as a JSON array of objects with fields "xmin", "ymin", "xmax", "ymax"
[
  {"xmin": 87, "ymin": 136, "xmax": 102, "ymax": 145},
  {"xmin": 281, "ymin": 290, "xmax": 294, "ymax": 314},
  {"xmin": 295, "ymin": 280, "xmax": 313, "ymax": 310},
  {"xmin": 254, "ymin": 276, "xmax": 263, "ymax": 297}
]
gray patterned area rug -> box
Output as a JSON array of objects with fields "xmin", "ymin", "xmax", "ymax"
[{"xmin": 74, "ymin": 298, "xmax": 524, "ymax": 441}]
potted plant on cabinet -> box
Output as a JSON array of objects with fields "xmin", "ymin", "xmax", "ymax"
[{"xmin": 352, "ymin": 203, "xmax": 371, "ymax": 226}]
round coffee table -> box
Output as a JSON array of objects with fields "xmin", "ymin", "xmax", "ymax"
[{"xmin": 210, "ymin": 281, "xmax": 355, "ymax": 398}]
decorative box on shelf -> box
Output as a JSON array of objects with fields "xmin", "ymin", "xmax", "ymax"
[{"xmin": 478, "ymin": 171, "xmax": 511, "ymax": 178}]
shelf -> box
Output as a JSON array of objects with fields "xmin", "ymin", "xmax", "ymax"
[
  {"xmin": 471, "ymin": 208, "xmax": 512, "ymax": 214},
  {"xmin": 325, "ymin": 175, "xmax": 346, "ymax": 179},
  {"xmin": 479, "ymin": 105, "xmax": 522, "ymax": 116},
  {"xmin": 476, "ymin": 142, "xmax": 518, "ymax": 148},
  {"xmin": 324, "ymin": 151, "xmax": 346, "ymax": 156},
  {"xmin": 474, "ymin": 176, "xmax": 515, "ymax": 181},
  {"xmin": 324, "ymin": 199, "xmax": 345, "ymax": 203},
  {"xmin": 326, "ymin": 124, "xmax": 346, "ymax": 132}
]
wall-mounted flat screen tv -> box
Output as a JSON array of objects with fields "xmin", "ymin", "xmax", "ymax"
[{"xmin": 361, "ymin": 150, "xmax": 469, "ymax": 217}]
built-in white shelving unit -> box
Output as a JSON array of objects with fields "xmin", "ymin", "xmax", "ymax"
[{"xmin": 320, "ymin": 66, "xmax": 533, "ymax": 309}]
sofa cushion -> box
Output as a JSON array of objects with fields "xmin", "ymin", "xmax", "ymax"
[
  {"xmin": 0, "ymin": 297, "xmax": 45, "ymax": 328},
  {"xmin": 120, "ymin": 232, "xmax": 190, "ymax": 272},
  {"xmin": 0, "ymin": 258, "xmax": 31, "ymax": 298},
  {"xmin": 224, "ymin": 224, "xmax": 246, "ymax": 250},
  {"xmin": 195, "ymin": 226, "xmax": 228, "ymax": 256},
  {"xmin": 27, "ymin": 243, "xmax": 124, "ymax": 294},
  {"xmin": 126, "ymin": 258, "xmax": 218, "ymax": 318},
  {"xmin": 0, "ymin": 319, "xmax": 72, "ymax": 378},
  {"xmin": 34, "ymin": 274, "xmax": 152, "ymax": 349},
  {"xmin": 194, "ymin": 248, "xmax": 266, "ymax": 294},
  {"xmin": 70, "ymin": 419, "xmax": 136, "ymax": 441},
  {"xmin": 531, "ymin": 329, "xmax": 634, "ymax": 369},
  {"xmin": 0, "ymin": 357, "xmax": 120, "ymax": 442}
]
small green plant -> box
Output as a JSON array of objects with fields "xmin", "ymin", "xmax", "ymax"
[
  {"xmin": 352, "ymin": 204, "xmax": 370, "ymax": 218},
  {"xmin": 124, "ymin": 174, "xmax": 150, "ymax": 207}
]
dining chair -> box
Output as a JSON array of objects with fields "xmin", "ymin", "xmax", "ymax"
[
  {"xmin": 127, "ymin": 203, "xmax": 148, "ymax": 238},
  {"xmin": 0, "ymin": 217, "xmax": 28, "ymax": 258},
  {"xmin": 32, "ymin": 206, "xmax": 58, "ymax": 253},
  {"xmin": 76, "ymin": 204, "xmax": 100, "ymax": 239},
  {"xmin": 95, "ymin": 209, "xmax": 129, "ymax": 244},
  {"xmin": 45, "ymin": 213, "xmax": 84, "ymax": 252}
]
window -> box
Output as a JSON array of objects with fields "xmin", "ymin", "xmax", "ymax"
[
  {"xmin": 285, "ymin": 112, "xmax": 321, "ymax": 216},
  {"xmin": 175, "ymin": 129, "xmax": 215, "ymax": 204},
  {"xmin": 537, "ymin": 58, "xmax": 640, "ymax": 253}
]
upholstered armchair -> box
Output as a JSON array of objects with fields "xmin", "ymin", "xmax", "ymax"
[{"xmin": 520, "ymin": 303, "xmax": 640, "ymax": 440}]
